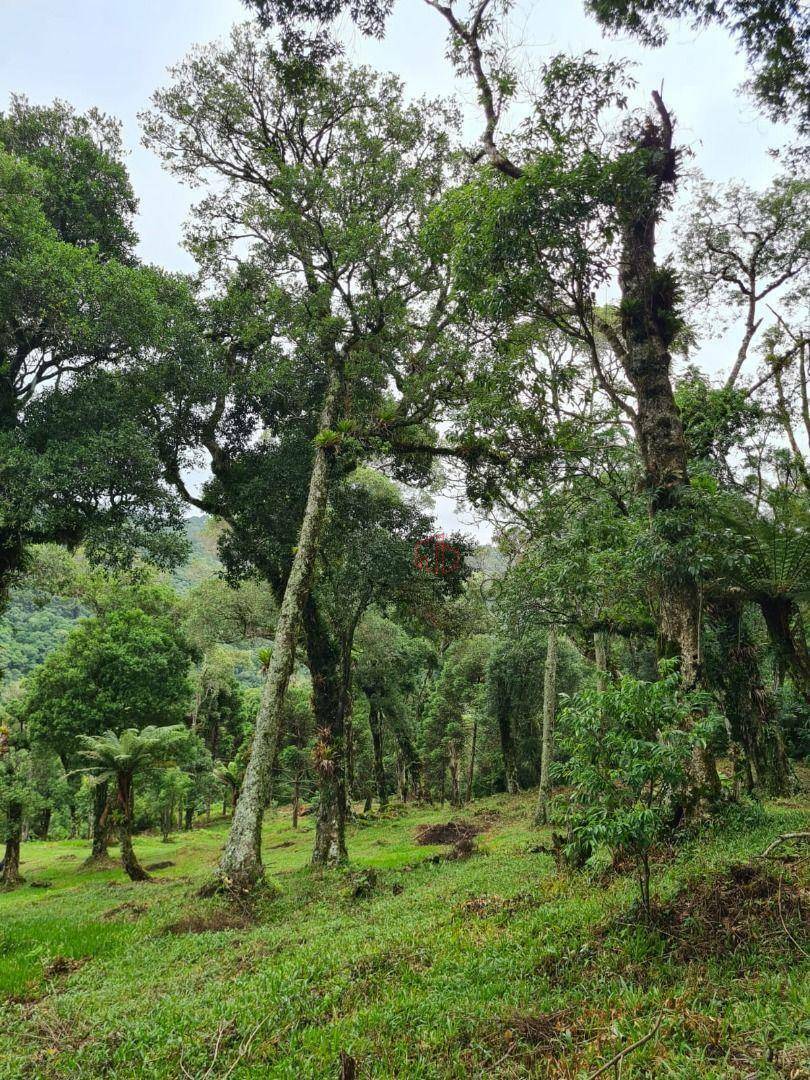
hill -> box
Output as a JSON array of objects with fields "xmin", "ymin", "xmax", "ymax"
[
  {"xmin": 1, "ymin": 788, "xmax": 807, "ymax": 1078},
  {"xmin": 0, "ymin": 517, "xmax": 219, "ymax": 692}
]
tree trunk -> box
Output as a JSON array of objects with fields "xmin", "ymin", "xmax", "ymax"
[
  {"xmin": 306, "ymin": 595, "xmax": 348, "ymax": 869},
  {"xmin": 535, "ymin": 625, "xmax": 558, "ymax": 825},
  {"xmin": 448, "ymin": 743, "xmax": 461, "ymax": 807},
  {"xmin": 292, "ymin": 776, "xmax": 300, "ymax": 829},
  {"xmin": 616, "ymin": 97, "xmax": 719, "ymax": 807},
  {"xmin": 712, "ymin": 597, "xmax": 794, "ymax": 795},
  {"xmin": 759, "ymin": 595, "xmax": 810, "ymax": 705},
  {"xmin": 466, "ymin": 715, "xmax": 478, "ymax": 803},
  {"xmin": 88, "ymin": 780, "xmax": 110, "ymax": 862},
  {"xmin": 1, "ymin": 799, "xmax": 23, "ymax": 888},
  {"xmin": 594, "ymin": 631, "xmax": 609, "ymax": 692},
  {"xmin": 495, "ymin": 705, "xmax": 519, "ymax": 795},
  {"xmin": 0, "ymin": 527, "xmax": 25, "ymax": 620},
  {"xmin": 340, "ymin": 636, "xmax": 356, "ymax": 801},
  {"xmin": 368, "ymin": 703, "xmax": 387, "ymax": 809},
  {"xmin": 34, "ymin": 806, "xmax": 52, "ymax": 841},
  {"xmin": 117, "ymin": 774, "xmax": 150, "ymax": 883},
  {"xmin": 212, "ymin": 371, "xmax": 340, "ymax": 891}
]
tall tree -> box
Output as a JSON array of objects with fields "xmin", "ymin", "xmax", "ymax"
[
  {"xmin": 0, "ymin": 99, "xmax": 185, "ymax": 612},
  {"xmin": 242, "ymin": 0, "xmax": 810, "ymax": 130},
  {"xmin": 141, "ymin": 29, "xmax": 463, "ymax": 888}
]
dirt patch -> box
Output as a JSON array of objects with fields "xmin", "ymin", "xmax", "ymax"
[
  {"xmin": 43, "ymin": 956, "xmax": 86, "ymax": 979},
  {"xmin": 654, "ymin": 863, "xmax": 808, "ymax": 960},
  {"xmin": 415, "ymin": 820, "xmax": 480, "ymax": 846},
  {"xmin": 164, "ymin": 908, "xmax": 253, "ymax": 935},
  {"xmin": 103, "ymin": 901, "xmax": 148, "ymax": 921},
  {"xmin": 81, "ymin": 855, "xmax": 120, "ymax": 871},
  {"xmin": 144, "ymin": 860, "xmax": 175, "ymax": 871}
]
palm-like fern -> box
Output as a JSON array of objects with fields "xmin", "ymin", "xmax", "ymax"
[
  {"xmin": 712, "ymin": 493, "xmax": 810, "ymax": 700},
  {"xmin": 79, "ymin": 726, "xmax": 191, "ymax": 881},
  {"xmin": 79, "ymin": 726, "xmax": 191, "ymax": 783},
  {"xmin": 714, "ymin": 496, "xmax": 810, "ymax": 601},
  {"xmin": 213, "ymin": 760, "xmax": 243, "ymax": 813}
]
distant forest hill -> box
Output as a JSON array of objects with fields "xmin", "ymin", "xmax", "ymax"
[
  {"xmin": 0, "ymin": 516, "xmax": 219, "ymax": 691},
  {"xmin": 0, "ymin": 515, "xmax": 504, "ymax": 694}
]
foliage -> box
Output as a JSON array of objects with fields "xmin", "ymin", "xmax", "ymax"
[
  {"xmin": 557, "ymin": 665, "xmax": 724, "ymax": 911},
  {"xmin": 23, "ymin": 589, "xmax": 196, "ymax": 766},
  {"xmin": 78, "ymin": 726, "xmax": 194, "ymax": 788},
  {"xmin": 0, "ymin": 100, "xmax": 187, "ymax": 607}
]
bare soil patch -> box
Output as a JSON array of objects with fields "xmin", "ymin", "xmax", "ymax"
[
  {"xmin": 415, "ymin": 820, "xmax": 480, "ymax": 846},
  {"xmin": 103, "ymin": 901, "xmax": 148, "ymax": 921},
  {"xmin": 43, "ymin": 956, "xmax": 86, "ymax": 978}
]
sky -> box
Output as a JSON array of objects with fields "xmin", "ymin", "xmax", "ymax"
[{"xmin": 0, "ymin": 0, "xmax": 792, "ymax": 539}]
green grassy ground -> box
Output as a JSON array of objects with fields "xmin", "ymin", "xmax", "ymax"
[{"xmin": 1, "ymin": 790, "xmax": 808, "ymax": 1079}]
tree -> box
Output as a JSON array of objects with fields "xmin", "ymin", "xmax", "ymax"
[
  {"xmin": 311, "ymin": 471, "xmax": 469, "ymax": 842},
  {"xmin": 256, "ymin": 0, "xmax": 808, "ymax": 815},
  {"xmin": 275, "ymin": 682, "xmax": 316, "ymax": 827},
  {"xmin": 0, "ymin": 727, "xmax": 41, "ymax": 888},
  {"xmin": 140, "ymin": 29, "xmax": 463, "ymax": 888},
  {"xmin": 585, "ymin": 0, "xmax": 810, "ymax": 131},
  {"xmin": 243, "ymin": 0, "xmax": 810, "ymax": 131},
  {"xmin": 214, "ymin": 760, "xmax": 244, "ymax": 818},
  {"xmin": 677, "ymin": 177, "xmax": 808, "ymax": 390},
  {"xmin": 425, "ymin": 634, "xmax": 492, "ymax": 806},
  {"xmin": 78, "ymin": 726, "xmax": 192, "ymax": 881},
  {"xmin": 0, "ymin": 99, "xmax": 186, "ymax": 613},
  {"xmin": 354, "ymin": 612, "xmax": 434, "ymax": 809},
  {"xmin": 535, "ymin": 624, "xmax": 558, "ymax": 825},
  {"xmin": 22, "ymin": 581, "xmax": 196, "ymax": 860}
]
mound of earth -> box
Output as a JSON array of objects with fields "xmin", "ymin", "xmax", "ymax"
[
  {"xmin": 415, "ymin": 820, "xmax": 480, "ymax": 846},
  {"xmin": 656, "ymin": 863, "xmax": 808, "ymax": 960}
]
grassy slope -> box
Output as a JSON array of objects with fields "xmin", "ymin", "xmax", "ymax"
[{"xmin": 0, "ymin": 790, "xmax": 808, "ymax": 1079}]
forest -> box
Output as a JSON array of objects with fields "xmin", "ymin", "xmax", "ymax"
[{"xmin": 0, "ymin": 0, "xmax": 808, "ymax": 1076}]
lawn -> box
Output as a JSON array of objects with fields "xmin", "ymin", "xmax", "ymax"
[{"xmin": 1, "ymin": 790, "xmax": 808, "ymax": 1078}]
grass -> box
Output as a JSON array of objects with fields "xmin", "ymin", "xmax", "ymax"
[{"xmin": 0, "ymin": 788, "xmax": 808, "ymax": 1079}]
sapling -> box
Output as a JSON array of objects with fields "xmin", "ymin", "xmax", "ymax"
[{"xmin": 557, "ymin": 664, "xmax": 722, "ymax": 915}]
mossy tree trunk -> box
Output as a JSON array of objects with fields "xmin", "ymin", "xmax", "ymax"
[
  {"xmin": 306, "ymin": 594, "xmax": 348, "ymax": 868},
  {"xmin": 535, "ymin": 625, "xmax": 558, "ymax": 825},
  {"xmin": 466, "ymin": 714, "xmax": 478, "ymax": 803},
  {"xmin": 368, "ymin": 703, "xmax": 387, "ymax": 809},
  {"xmin": 116, "ymin": 772, "xmax": 150, "ymax": 883},
  {"xmin": 214, "ymin": 373, "xmax": 340, "ymax": 891},
  {"xmin": 759, "ymin": 595, "xmax": 810, "ymax": 705},
  {"xmin": 1, "ymin": 799, "xmax": 23, "ymax": 888},
  {"xmin": 615, "ymin": 96, "xmax": 720, "ymax": 808},
  {"xmin": 713, "ymin": 597, "xmax": 794, "ymax": 796},
  {"xmin": 495, "ymin": 704, "xmax": 519, "ymax": 795}
]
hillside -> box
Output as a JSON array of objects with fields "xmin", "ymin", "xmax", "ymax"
[
  {"xmin": 1, "ymin": 788, "xmax": 807, "ymax": 1079},
  {"xmin": 0, "ymin": 518, "xmax": 218, "ymax": 691}
]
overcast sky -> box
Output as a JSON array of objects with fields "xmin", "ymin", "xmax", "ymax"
[{"xmin": 1, "ymin": 0, "xmax": 791, "ymax": 538}]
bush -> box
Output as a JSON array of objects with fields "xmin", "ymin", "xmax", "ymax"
[{"xmin": 556, "ymin": 663, "xmax": 723, "ymax": 914}]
